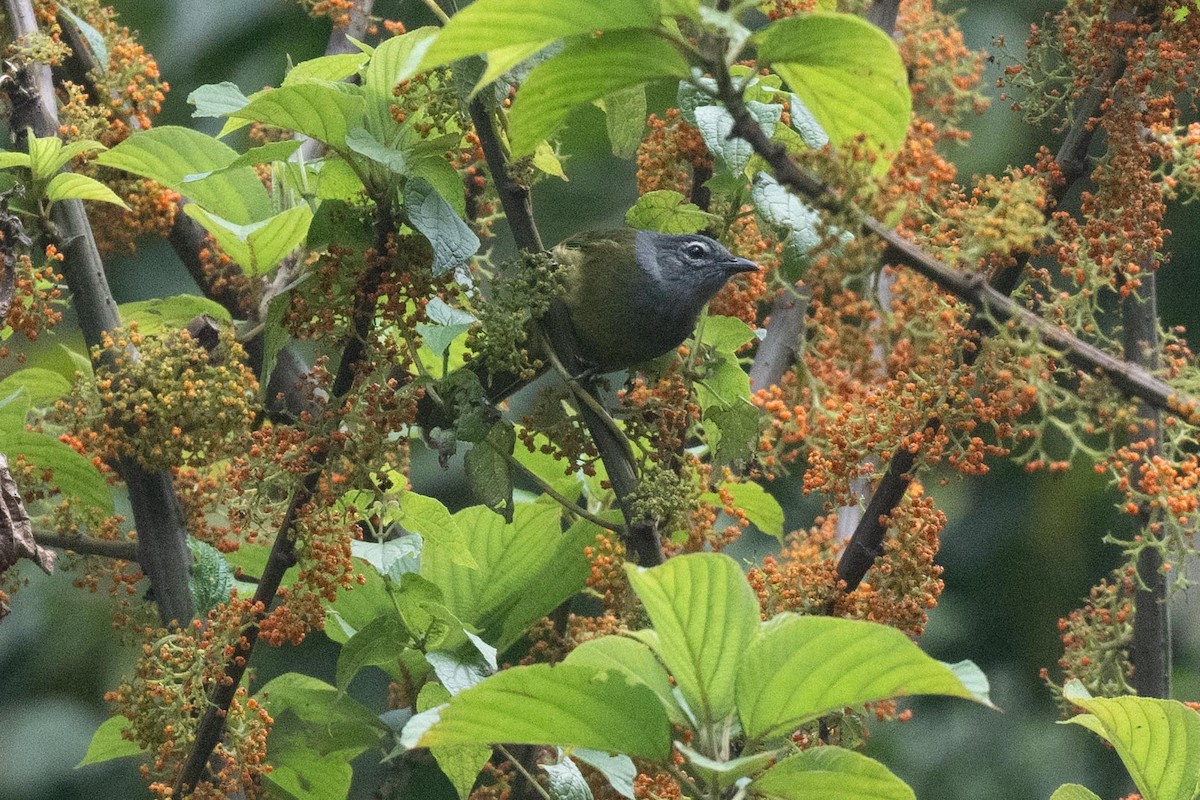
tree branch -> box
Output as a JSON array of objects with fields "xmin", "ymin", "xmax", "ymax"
[
  {"xmin": 33, "ymin": 531, "xmax": 139, "ymax": 560},
  {"xmin": 4, "ymin": 0, "xmax": 194, "ymax": 625}
]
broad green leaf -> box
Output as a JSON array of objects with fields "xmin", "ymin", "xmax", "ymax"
[
  {"xmin": 400, "ymin": 491, "xmax": 478, "ymax": 568},
  {"xmin": 45, "ymin": 173, "xmax": 127, "ymax": 207},
  {"xmin": 542, "ymin": 757, "xmax": 592, "ymax": 800},
  {"xmin": 184, "ymin": 204, "xmax": 313, "ymax": 277},
  {"xmin": 417, "ymin": 663, "xmax": 672, "ymax": 760},
  {"xmin": 661, "ymin": 0, "xmax": 700, "ymax": 15},
  {"xmin": 625, "ymin": 190, "xmax": 716, "ymax": 234},
  {"xmin": 696, "ymin": 353, "xmax": 750, "ymax": 413},
  {"xmin": 403, "ymin": 177, "xmax": 480, "ymax": 275},
  {"xmin": 736, "ymin": 615, "xmax": 993, "ymax": 742},
  {"xmin": 471, "ymin": 41, "xmax": 551, "ymax": 98},
  {"xmin": 420, "ymin": 0, "xmax": 661, "ymax": 69},
  {"xmin": 1049, "ymin": 786, "xmax": 1104, "ymax": 800},
  {"xmin": 285, "ymin": 52, "xmax": 370, "ymax": 86},
  {"xmin": 184, "ymin": 140, "xmax": 304, "ymax": 180},
  {"xmin": 675, "ymin": 742, "xmax": 779, "ymax": 790},
  {"xmin": 336, "ymin": 613, "xmax": 409, "ymax": 690},
  {"xmin": 421, "ymin": 503, "xmax": 591, "ymax": 650},
  {"xmin": 624, "ymin": 552, "xmax": 760, "ymax": 724},
  {"xmin": 58, "ymin": 5, "xmax": 109, "ymax": 72},
  {"xmin": 604, "ymin": 85, "xmax": 647, "ymax": 159},
  {"xmin": 564, "ymin": 635, "xmax": 685, "ymax": 725},
  {"xmin": 324, "ymin": 560, "xmax": 393, "ymax": 644},
  {"xmin": 411, "ymin": 151, "xmax": 468, "ymax": 216},
  {"xmin": 187, "ymin": 539, "xmax": 234, "ymax": 614},
  {"xmin": 263, "ymin": 746, "xmax": 351, "ymax": 800},
  {"xmin": 508, "ymin": 30, "xmax": 689, "ymax": 157},
  {"xmin": 96, "ymin": 126, "xmax": 272, "ymax": 223},
  {"xmin": 0, "ymin": 368, "xmax": 71, "ymax": 407},
  {"xmin": 118, "ymin": 295, "xmax": 232, "ymax": 337},
  {"xmin": 256, "ymin": 673, "xmax": 384, "ymax": 753},
  {"xmin": 703, "ymin": 480, "xmax": 785, "ymax": 540},
  {"xmin": 754, "ymin": 12, "xmax": 911, "ymax": 167},
  {"xmin": 0, "ymin": 152, "xmax": 31, "ymax": 170},
  {"xmin": 695, "ymin": 102, "xmax": 780, "ymax": 178},
  {"xmin": 230, "ymin": 82, "xmax": 366, "ymax": 151},
  {"xmin": 751, "ymin": 173, "xmax": 826, "ymax": 277},
  {"xmin": 1061, "ymin": 680, "xmax": 1200, "ymax": 800},
  {"xmin": 361, "ymin": 28, "xmax": 439, "ymax": 135},
  {"xmin": 749, "ymin": 746, "xmax": 915, "ymax": 800},
  {"xmin": 37, "ymin": 138, "xmax": 107, "ymax": 179},
  {"xmin": 0, "ymin": 423, "xmax": 113, "ymax": 513},
  {"xmin": 426, "ymin": 649, "xmax": 491, "ymax": 696},
  {"xmin": 573, "ymin": 749, "xmax": 636, "ymax": 800},
  {"xmin": 417, "ymin": 297, "xmax": 477, "ymax": 358},
  {"xmin": 434, "ymin": 742, "xmax": 493, "ymax": 800},
  {"xmin": 77, "ymin": 716, "xmax": 142, "ymax": 766},
  {"xmin": 345, "ymin": 127, "xmax": 409, "ymax": 176},
  {"xmin": 187, "ymin": 81, "xmax": 252, "ymax": 118},
  {"xmin": 350, "ymin": 535, "xmax": 423, "ymax": 582},
  {"xmin": 464, "ymin": 422, "xmax": 515, "ymax": 520},
  {"xmin": 700, "ymin": 314, "xmax": 757, "ymax": 353}
]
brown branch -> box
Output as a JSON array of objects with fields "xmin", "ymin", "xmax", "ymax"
[
  {"xmin": 4, "ymin": 0, "xmax": 194, "ymax": 625},
  {"xmin": 33, "ymin": 531, "xmax": 139, "ymax": 560},
  {"xmin": 174, "ymin": 197, "xmax": 394, "ymax": 797},
  {"xmin": 748, "ymin": 286, "xmax": 808, "ymax": 394}
]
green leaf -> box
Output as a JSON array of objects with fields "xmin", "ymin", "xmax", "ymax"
[
  {"xmin": 754, "ymin": 12, "xmax": 912, "ymax": 167},
  {"xmin": 471, "ymin": 41, "xmax": 552, "ymax": 98},
  {"xmin": 1061, "ymin": 680, "xmax": 1200, "ymax": 800},
  {"xmin": 700, "ymin": 314, "xmax": 757, "ymax": 353},
  {"xmin": 624, "ymin": 552, "xmax": 760, "ymax": 724},
  {"xmin": 404, "ymin": 177, "xmax": 480, "ymax": 275},
  {"xmin": 77, "ymin": 716, "xmax": 142, "ymax": 767},
  {"xmin": 573, "ymin": 749, "xmax": 636, "ymax": 800},
  {"xmin": 532, "ymin": 142, "xmax": 569, "ymax": 181},
  {"xmin": 0, "ymin": 424, "xmax": 113, "ymax": 513},
  {"xmin": 604, "ymin": 84, "xmax": 647, "ymax": 159},
  {"xmin": 184, "ymin": 203, "xmax": 313, "ymax": 277},
  {"xmin": 345, "ymin": 126, "xmax": 409, "ymax": 175},
  {"xmin": 703, "ymin": 480, "xmax": 784, "ymax": 540},
  {"xmin": 751, "ymin": 173, "xmax": 826, "ymax": 278},
  {"xmin": 417, "ymin": 663, "xmax": 672, "ymax": 760},
  {"xmin": 421, "ymin": 503, "xmax": 591, "ymax": 651},
  {"xmin": 788, "ymin": 92, "xmax": 830, "ymax": 148},
  {"xmin": 118, "ymin": 294, "xmax": 232, "ymax": 337},
  {"xmin": 508, "ymin": 30, "xmax": 689, "ymax": 157},
  {"xmin": 362, "ymin": 28, "xmax": 439, "ymax": 135},
  {"xmin": 43, "ymin": 173, "xmax": 125, "ymax": 208},
  {"xmin": 34, "ymin": 137, "xmax": 107, "ymax": 180},
  {"xmin": 705, "ymin": 397, "xmax": 760, "ymax": 467},
  {"xmin": 336, "ymin": 613, "xmax": 409, "ymax": 690},
  {"xmin": 0, "ymin": 151, "xmax": 31, "ymax": 171},
  {"xmin": 324, "ymin": 559, "xmax": 395, "ymax": 644},
  {"xmin": 434, "ymin": 742, "xmax": 493, "ymax": 800},
  {"xmin": 187, "ymin": 539, "xmax": 234, "ymax": 613},
  {"xmin": 736, "ymin": 615, "xmax": 994, "ymax": 742},
  {"xmin": 695, "ymin": 102, "xmax": 780, "ymax": 178},
  {"xmin": 187, "ymin": 81, "xmax": 252, "ymax": 118},
  {"xmin": 96, "ymin": 126, "xmax": 272, "ymax": 223},
  {"xmin": 1048, "ymin": 786, "xmax": 1104, "ymax": 800},
  {"xmin": 184, "ymin": 139, "xmax": 303, "ymax": 180},
  {"xmin": 58, "ymin": 5, "xmax": 109, "ymax": 72},
  {"xmin": 542, "ymin": 757, "xmax": 592, "ymax": 800},
  {"xmin": 285, "ymin": 52, "xmax": 370, "ymax": 86},
  {"xmin": 230, "ymin": 82, "xmax": 366, "ymax": 151},
  {"xmin": 263, "ymin": 746, "xmax": 351, "ymax": 800},
  {"xmin": 749, "ymin": 746, "xmax": 915, "ymax": 800},
  {"xmin": 625, "ymin": 190, "xmax": 716, "ymax": 234},
  {"xmin": 0, "ymin": 368, "xmax": 71, "ymax": 407},
  {"xmin": 464, "ymin": 422, "xmax": 515, "ymax": 521},
  {"xmin": 563, "ymin": 635, "xmax": 685, "ymax": 725},
  {"xmin": 256, "ymin": 672, "xmax": 384, "ymax": 754},
  {"xmin": 400, "ymin": 491, "xmax": 478, "ymax": 568},
  {"xmin": 675, "ymin": 742, "xmax": 779, "ymax": 790},
  {"xmin": 417, "ymin": 297, "xmax": 477, "ymax": 358},
  {"xmin": 420, "ymin": 0, "xmax": 661, "ymax": 69},
  {"xmin": 512, "ymin": 427, "xmax": 582, "ymax": 503}
]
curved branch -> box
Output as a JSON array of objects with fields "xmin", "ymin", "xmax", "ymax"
[{"xmin": 5, "ymin": 0, "xmax": 194, "ymax": 625}]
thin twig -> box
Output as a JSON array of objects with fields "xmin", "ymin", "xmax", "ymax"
[
  {"xmin": 485, "ymin": 439, "xmax": 622, "ymax": 533},
  {"xmin": 33, "ymin": 531, "xmax": 139, "ymax": 560}
]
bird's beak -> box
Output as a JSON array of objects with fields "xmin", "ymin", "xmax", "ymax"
[{"xmin": 724, "ymin": 255, "xmax": 760, "ymax": 275}]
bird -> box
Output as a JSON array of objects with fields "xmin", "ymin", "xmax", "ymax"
[{"xmin": 420, "ymin": 228, "xmax": 759, "ymax": 431}]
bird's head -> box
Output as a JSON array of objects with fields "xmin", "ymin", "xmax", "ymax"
[{"xmin": 635, "ymin": 230, "xmax": 759, "ymax": 311}]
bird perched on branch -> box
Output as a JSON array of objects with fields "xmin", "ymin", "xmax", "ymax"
[{"xmin": 421, "ymin": 227, "xmax": 759, "ymax": 434}]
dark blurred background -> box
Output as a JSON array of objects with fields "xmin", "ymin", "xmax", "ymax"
[{"xmin": 2, "ymin": 1, "xmax": 1198, "ymax": 798}]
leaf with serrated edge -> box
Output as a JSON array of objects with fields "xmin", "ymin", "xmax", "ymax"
[
  {"xmin": 421, "ymin": 0, "xmax": 660, "ymax": 69},
  {"xmin": 736, "ymin": 614, "xmax": 993, "ymax": 742},
  {"xmin": 625, "ymin": 553, "xmax": 760, "ymax": 725},
  {"xmin": 749, "ymin": 746, "xmax": 915, "ymax": 800},
  {"xmin": 754, "ymin": 12, "xmax": 910, "ymax": 169},
  {"xmin": 230, "ymin": 82, "xmax": 365, "ymax": 151},
  {"xmin": 508, "ymin": 30, "xmax": 688, "ymax": 157},
  {"xmin": 1061, "ymin": 680, "xmax": 1200, "ymax": 800},
  {"xmin": 626, "ymin": 190, "xmax": 715, "ymax": 234},
  {"xmin": 417, "ymin": 663, "xmax": 672, "ymax": 759},
  {"xmin": 564, "ymin": 635, "xmax": 685, "ymax": 725}
]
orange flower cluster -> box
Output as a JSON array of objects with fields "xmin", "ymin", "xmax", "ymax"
[
  {"xmin": 1042, "ymin": 566, "xmax": 1135, "ymax": 706},
  {"xmin": 635, "ymin": 109, "xmax": 711, "ymax": 197},
  {"xmin": 1, "ymin": 244, "xmax": 64, "ymax": 357}
]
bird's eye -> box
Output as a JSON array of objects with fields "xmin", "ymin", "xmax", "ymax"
[{"xmin": 684, "ymin": 242, "xmax": 708, "ymax": 259}]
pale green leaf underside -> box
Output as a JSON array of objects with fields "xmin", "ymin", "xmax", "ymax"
[{"xmin": 750, "ymin": 747, "xmax": 915, "ymax": 800}]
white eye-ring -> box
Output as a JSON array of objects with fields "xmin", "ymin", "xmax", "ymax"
[{"xmin": 685, "ymin": 242, "xmax": 709, "ymax": 259}]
